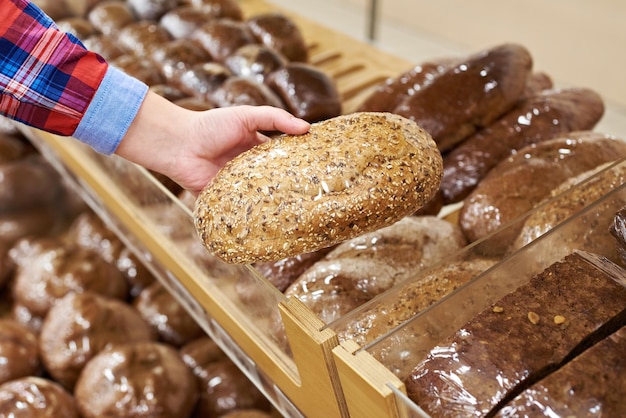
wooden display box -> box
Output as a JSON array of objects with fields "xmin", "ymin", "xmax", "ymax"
[
  {"xmin": 336, "ymin": 159, "xmax": 626, "ymax": 417},
  {"xmin": 26, "ymin": 1, "xmax": 626, "ymax": 417}
]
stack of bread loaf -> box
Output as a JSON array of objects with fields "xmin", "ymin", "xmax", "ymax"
[
  {"xmin": 30, "ymin": 0, "xmax": 626, "ymax": 415},
  {"xmin": 394, "ymin": 182, "xmax": 626, "ymax": 416},
  {"xmin": 192, "ymin": 40, "xmax": 625, "ymax": 345},
  {"xmin": 0, "ymin": 126, "xmax": 278, "ymax": 417},
  {"xmin": 404, "ymin": 249, "xmax": 626, "ymax": 417}
]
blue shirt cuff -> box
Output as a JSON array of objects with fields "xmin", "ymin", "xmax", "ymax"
[{"xmin": 74, "ymin": 66, "xmax": 149, "ymax": 154}]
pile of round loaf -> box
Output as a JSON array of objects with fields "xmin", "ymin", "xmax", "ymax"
[
  {"xmin": 0, "ymin": 126, "xmax": 276, "ymax": 418},
  {"xmin": 49, "ymin": 0, "xmax": 342, "ymax": 123}
]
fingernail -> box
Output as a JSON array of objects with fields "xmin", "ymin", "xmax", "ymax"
[{"xmin": 292, "ymin": 117, "xmax": 310, "ymax": 128}]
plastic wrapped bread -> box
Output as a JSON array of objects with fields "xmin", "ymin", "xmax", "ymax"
[{"xmin": 405, "ymin": 251, "xmax": 626, "ymax": 417}]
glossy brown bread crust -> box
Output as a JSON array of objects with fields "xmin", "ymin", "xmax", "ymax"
[
  {"xmin": 357, "ymin": 59, "xmax": 455, "ymax": 112},
  {"xmin": 459, "ymin": 132, "xmax": 626, "ymax": 249},
  {"xmin": 39, "ymin": 292, "xmax": 155, "ymax": 390},
  {"xmin": 194, "ymin": 112, "xmax": 443, "ymax": 264},
  {"xmin": 74, "ymin": 342, "xmax": 197, "ymax": 418},
  {"xmin": 394, "ymin": 43, "xmax": 532, "ymax": 151},
  {"xmin": 0, "ymin": 377, "xmax": 80, "ymax": 418},
  {"xmin": 441, "ymin": 87, "xmax": 605, "ymax": 204},
  {"xmin": 246, "ymin": 12, "xmax": 309, "ymax": 63},
  {"xmin": 266, "ymin": 62, "xmax": 342, "ymax": 122}
]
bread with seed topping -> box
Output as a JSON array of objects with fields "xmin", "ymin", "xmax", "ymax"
[{"xmin": 194, "ymin": 112, "xmax": 443, "ymax": 264}]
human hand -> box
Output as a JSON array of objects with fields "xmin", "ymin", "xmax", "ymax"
[{"xmin": 115, "ymin": 92, "xmax": 310, "ymax": 195}]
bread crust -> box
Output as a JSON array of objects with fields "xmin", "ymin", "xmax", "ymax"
[
  {"xmin": 394, "ymin": 43, "xmax": 533, "ymax": 151},
  {"xmin": 441, "ymin": 87, "xmax": 605, "ymax": 204},
  {"xmin": 459, "ymin": 132, "xmax": 626, "ymax": 250},
  {"xmin": 194, "ymin": 112, "xmax": 443, "ymax": 264}
]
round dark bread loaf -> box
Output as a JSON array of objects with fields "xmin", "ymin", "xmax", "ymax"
[{"xmin": 194, "ymin": 112, "xmax": 443, "ymax": 264}]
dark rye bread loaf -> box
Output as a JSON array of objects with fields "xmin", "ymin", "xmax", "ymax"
[
  {"xmin": 394, "ymin": 43, "xmax": 532, "ymax": 151},
  {"xmin": 0, "ymin": 377, "xmax": 79, "ymax": 417},
  {"xmin": 39, "ymin": 292, "xmax": 154, "ymax": 390},
  {"xmin": 194, "ymin": 112, "xmax": 443, "ymax": 264},
  {"xmin": 459, "ymin": 132, "xmax": 626, "ymax": 250},
  {"xmin": 405, "ymin": 251, "xmax": 626, "ymax": 418},
  {"xmin": 246, "ymin": 12, "xmax": 309, "ymax": 63},
  {"xmin": 191, "ymin": 18, "xmax": 255, "ymax": 63},
  {"xmin": 211, "ymin": 76, "xmax": 285, "ymax": 108},
  {"xmin": 357, "ymin": 59, "xmax": 456, "ymax": 112},
  {"xmin": 160, "ymin": 2, "xmax": 243, "ymax": 40},
  {"xmin": 441, "ymin": 87, "xmax": 605, "ymax": 204},
  {"xmin": 495, "ymin": 325, "xmax": 626, "ymax": 417},
  {"xmin": 117, "ymin": 21, "xmax": 172, "ymax": 58},
  {"xmin": 0, "ymin": 319, "xmax": 41, "ymax": 384},
  {"xmin": 74, "ymin": 342, "xmax": 197, "ymax": 418},
  {"xmin": 266, "ymin": 62, "xmax": 342, "ymax": 123},
  {"xmin": 87, "ymin": 1, "xmax": 135, "ymax": 36},
  {"xmin": 224, "ymin": 43, "xmax": 286, "ymax": 83}
]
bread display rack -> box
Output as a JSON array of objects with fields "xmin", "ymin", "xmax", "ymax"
[
  {"xmin": 22, "ymin": 0, "xmax": 626, "ymax": 417},
  {"xmin": 332, "ymin": 157, "xmax": 626, "ymax": 417},
  {"xmin": 23, "ymin": 1, "xmax": 412, "ymax": 416}
]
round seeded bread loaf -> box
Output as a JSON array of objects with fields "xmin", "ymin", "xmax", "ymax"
[{"xmin": 194, "ymin": 112, "xmax": 443, "ymax": 264}]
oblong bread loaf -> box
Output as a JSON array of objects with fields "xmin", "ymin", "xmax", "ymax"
[{"xmin": 194, "ymin": 112, "xmax": 443, "ymax": 264}]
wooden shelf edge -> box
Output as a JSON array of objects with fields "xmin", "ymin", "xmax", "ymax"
[{"xmin": 334, "ymin": 340, "xmax": 407, "ymax": 418}]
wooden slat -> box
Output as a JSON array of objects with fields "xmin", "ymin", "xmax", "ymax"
[{"xmin": 334, "ymin": 340, "xmax": 407, "ymax": 418}]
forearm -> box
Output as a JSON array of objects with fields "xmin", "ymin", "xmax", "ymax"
[{"xmin": 114, "ymin": 90, "xmax": 194, "ymax": 173}]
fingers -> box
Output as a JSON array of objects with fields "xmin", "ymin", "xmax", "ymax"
[
  {"xmin": 256, "ymin": 131, "xmax": 273, "ymax": 143},
  {"xmin": 237, "ymin": 105, "xmax": 310, "ymax": 135}
]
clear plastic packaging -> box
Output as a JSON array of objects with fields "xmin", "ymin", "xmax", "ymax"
[
  {"xmin": 358, "ymin": 159, "xmax": 626, "ymax": 417},
  {"xmin": 495, "ymin": 325, "xmax": 626, "ymax": 417},
  {"xmin": 404, "ymin": 250, "xmax": 626, "ymax": 417}
]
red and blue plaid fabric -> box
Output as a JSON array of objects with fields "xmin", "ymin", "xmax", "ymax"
[{"xmin": 0, "ymin": 0, "xmax": 107, "ymax": 135}]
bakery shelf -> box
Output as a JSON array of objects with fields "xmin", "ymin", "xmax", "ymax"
[
  {"xmin": 23, "ymin": 127, "xmax": 345, "ymax": 418},
  {"xmin": 20, "ymin": 0, "xmax": 626, "ymax": 416},
  {"xmin": 333, "ymin": 158, "xmax": 626, "ymax": 417},
  {"xmin": 21, "ymin": 1, "xmax": 417, "ymax": 416}
]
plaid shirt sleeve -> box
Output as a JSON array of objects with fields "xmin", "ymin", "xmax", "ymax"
[{"xmin": 0, "ymin": 0, "xmax": 148, "ymax": 154}]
